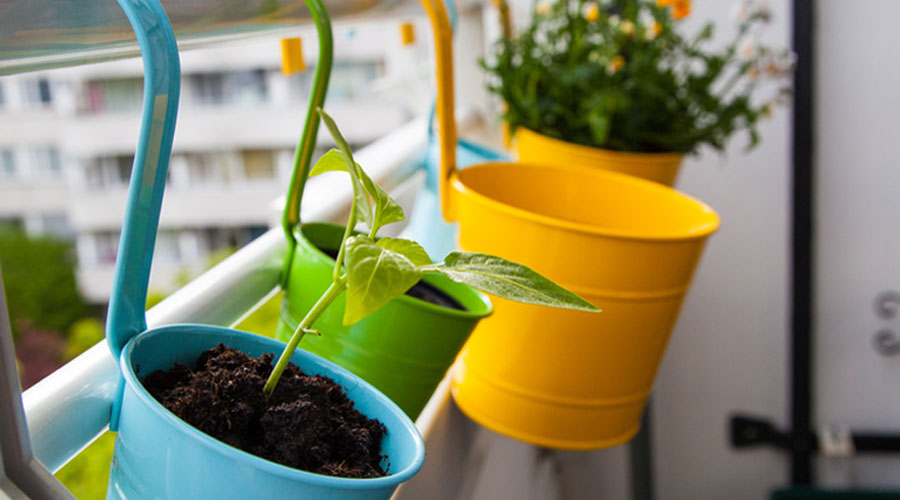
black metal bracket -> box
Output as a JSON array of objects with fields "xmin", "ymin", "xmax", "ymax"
[{"xmin": 731, "ymin": 415, "xmax": 900, "ymax": 455}]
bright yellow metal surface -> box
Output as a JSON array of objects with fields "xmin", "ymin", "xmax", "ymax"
[
  {"xmin": 399, "ymin": 22, "xmax": 416, "ymax": 45},
  {"xmin": 417, "ymin": 0, "xmax": 719, "ymax": 448},
  {"xmin": 448, "ymin": 162, "xmax": 718, "ymax": 448},
  {"xmin": 281, "ymin": 37, "xmax": 306, "ymax": 75},
  {"xmin": 514, "ymin": 127, "xmax": 684, "ymax": 186}
]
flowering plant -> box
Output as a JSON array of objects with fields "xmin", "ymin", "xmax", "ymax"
[{"xmin": 483, "ymin": 0, "xmax": 794, "ymax": 154}]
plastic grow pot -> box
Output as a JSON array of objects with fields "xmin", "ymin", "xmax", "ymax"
[
  {"xmin": 104, "ymin": 0, "xmax": 423, "ymax": 498},
  {"xmin": 513, "ymin": 126, "xmax": 683, "ymax": 186},
  {"xmin": 418, "ymin": 0, "xmax": 720, "ymax": 449},
  {"xmin": 275, "ymin": 223, "xmax": 492, "ymax": 419}
]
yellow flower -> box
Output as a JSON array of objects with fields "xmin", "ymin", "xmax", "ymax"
[
  {"xmin": 583, "ymin": 2, "xmax": 599, "ymax": 22},
  {"xmin": 620, "ymin": 20, "xmax": 635, "ymax": 35},
  {"xmin": 651, "ymin": 21, "xmax": 662, "ymax": 37},
  {"xmin": 607, "ymin": 55, "xmax": 625, "ymax": 73},
  {"xmin": 672, "ymin": 0, "xmax": 691, "ymax": 19},
  {"xmin": 535, "ymin": 0, "xmax": 552, "ymax": 16},
  {"xmin": 656, "ymin": 0, "xmax": 677, "ymax": 6}
]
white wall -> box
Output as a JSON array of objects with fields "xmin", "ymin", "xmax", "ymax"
[
  {"xmin": 650, "ymin": 0, "xmax": 792, "ymax": 497},
  {"xmin": 655, "ymin": 0, "xmax": 900, "ymax": 497},
  {"xmin": 813, "ymin": 0, "xmax": 900, "ymax": 489}
]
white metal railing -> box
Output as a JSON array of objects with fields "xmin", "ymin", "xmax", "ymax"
[{"xmin": 22, "ymin": 116, "xmax": 428, "ymax": 472}]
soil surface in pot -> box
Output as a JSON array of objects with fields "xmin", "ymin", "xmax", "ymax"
[
  {"xmin": 321, "ymin": 247, "xmax": 466, "ymax": 311},
  {"xmin": 144, "ymin": 344, "xmax": 387, "ymax": 478}
]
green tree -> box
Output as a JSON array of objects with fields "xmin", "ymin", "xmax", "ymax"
[{"xmin": 0, "ymin": 228, "xmax": 86, "ymax": 338}]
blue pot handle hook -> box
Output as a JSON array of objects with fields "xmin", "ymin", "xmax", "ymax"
[{"xmin": 105, "ymin": 0, "xmax": 180, "ymax": 430}]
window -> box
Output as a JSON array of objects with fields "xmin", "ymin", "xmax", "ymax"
[
  {"xmin": 114, "ymin": 155, "xmax": 133, "ymax": 185},
  {"xmin": 84, "ymin": 155, "xmax": 133, "ymax": 189},
  {"xmin": 240, "ymin": 149, "xmax": 275, "ymax": 180},
  {"xmin": 40, "ymin": 213, "xmax": 73, "ymax": 239},
  {"xmin": 31, "ymin": 147, "xmax": 62, "ymax": 178},
  {"xmin": 225, "ymin": 69, "xmax": 268, "ymax": 105},
  {"xmin": 94, "ymin": 231, "xmax": 120, "ymax": 265},
  {"xmin": 183, "ymin": 152, "xmax": 224, "ymax": 185},
  {"xmin": 189, "ymin": 70, "xmax": 267, "ymax": 107},
  {"xmin": 21, "ymin": 78, "xmax": 52, "ymax": 108},
  {"xmin": 0, "ymin": 149, "xmax": 15, "ymax": 178},
  {"xmin": 199, "ymin": 226, "xmax": 268, "ymax": 255},
  {"xmin": 328, "ymin": 61, "xmax": 380, "ymax": 100},
  {"xmin": 154, "ymin": 230, "xmax": 181, "ymax": 264},
  {"xmin": 191, "ymin": 73, "xmax": 225, "ymax": 106},
  {"xmin": 82, "ymin": 78, "xmax": 142, "ymax": 113}
]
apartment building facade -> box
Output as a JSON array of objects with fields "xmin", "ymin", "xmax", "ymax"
[{"xmin": 0, "ymin": 23, "xmax": 423, "ymax": 302}]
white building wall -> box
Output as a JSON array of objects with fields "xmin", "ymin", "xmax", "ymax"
[{"xmin": 1, "ymin": 24, "xmax": 424, "ymax": 302}]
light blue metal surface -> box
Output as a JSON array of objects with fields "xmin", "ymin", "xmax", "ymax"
[
  {"xmin": 100, "ymin": 0, "xmax": 424, "ymax": 497},
  {"xmin": 108, "ymin": 326, "xmax": 424, "ymax": 500},
  {"xmin": 406, "ymin": 134, "xmax": 505, "ymax": 259},
  {"xmin": 105, "ymin": 0, "xmax": 181, "ymax": 361},
  {"xmin": 406, "ymin": 0, "xmax": 506, "ymax": 260}
]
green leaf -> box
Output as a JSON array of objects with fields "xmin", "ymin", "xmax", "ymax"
[
  {"xmin": 310, "ymin": 149, "xmax": 373, "ymax": 226},
  {"xmin": 357, "ymin": 169, "xmax": 405, "ymax": 235},
  {"xmin": 316, "ymin": 109, "xmax": 405, "ymax": 235},
  {"xmin": 343, "ymin": 236, "xmax": 424, "ymax": 325},
  {"xmin": 377, "ymin": 237, "xmax": 432, "ymax": 266},
  {"xmin": 426, "ymin": 252, "xmax": 600, "ymax": 312}
]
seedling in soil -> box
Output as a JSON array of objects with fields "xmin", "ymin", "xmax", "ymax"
[{"xmin": 263, "ymin": 108, "xmax": 600, "ymax": 395}]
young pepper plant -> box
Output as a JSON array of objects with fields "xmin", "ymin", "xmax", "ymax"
[{"xmin": 263, "ymin": 108, "xmax": 600, "ymax": 395}]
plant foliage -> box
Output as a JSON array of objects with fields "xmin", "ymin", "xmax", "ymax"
[
  {"xmin": 0, "ymin": 228, "xmax": 86, "ymax": 338},
  {"xmin": 263, "ymin": 109, "xmax": 600, "ymax": 395},
  {"xmin": 484, "ymin": 0, "xmax": 794, "ymax": 153}
]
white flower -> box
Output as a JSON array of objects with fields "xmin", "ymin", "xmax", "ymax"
[
  {"xmin": 608, "ymin": 14, "xmax": 621, "ymax": 26},
  {"xmin": 738, "ymin": 35, "xmax": 757, "ymax": 60},
  {"xmin": 733, "ymin": 0, "xmax": 773, "ymax": 23},
  {"xmin": 754, "ymin": 0, "xmax": 773, "ymax": 22},
  {"xmin": 536, "ymin": 0, "xmax": 552, "ymax": 16},
  {"xmin": 731, "ymin": 2, "xmax": 749, "ymax": 22}
]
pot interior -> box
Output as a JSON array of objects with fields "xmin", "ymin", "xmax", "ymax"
[
  {"xmin": 298, "ymin": 222, "xmax": 492, "ymax": 316},
  {"xmin": 455, "ymin": 162, "xmax": 719, "ymax": 240},
  {"xmin": 122, "ymin": 325, "xmax": 424, "ymax": 483}
]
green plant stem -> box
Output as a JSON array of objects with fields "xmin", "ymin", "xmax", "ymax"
[{"xmin": 264, "ymin": 277, "xmax": 347, "ymax": 395}]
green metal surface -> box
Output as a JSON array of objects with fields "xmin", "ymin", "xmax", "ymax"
[
  {"xmin": 276, "ymin": 223, "xmax": 492, "ymax": 418},
  {"xmin": 279, "ymin": 0, "xmax": 334, "ymax": 288}
]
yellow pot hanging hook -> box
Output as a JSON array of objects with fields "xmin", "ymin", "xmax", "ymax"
[
  {"xmin": 399, "ymin": 22, "xmax": 416, "ymax": 46},
  {"xmin": 281, "ymin": 37, "xmax": 306, "ymax": 75}
]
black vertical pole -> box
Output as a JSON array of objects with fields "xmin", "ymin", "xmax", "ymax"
[
  {"xmin": 790, "ymin": 0, "xmax": 815, "ymax": 486},
  {"xmin": 629, "ymin": 401, "xmax": 654, "ymax": 500}
]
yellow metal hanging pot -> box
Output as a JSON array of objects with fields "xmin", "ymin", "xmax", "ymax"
[
  {"xmin": 513, "ymin": 126, "xmax": 684, "ymax": 186},
  {"xmin": 418, "ymin": 0, "xmax": 720, "ymax": 449}
]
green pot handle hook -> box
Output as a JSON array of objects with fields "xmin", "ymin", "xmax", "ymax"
[{"xmin": 280, "ymin": 0, "xmax": 334, "ymax": 289}]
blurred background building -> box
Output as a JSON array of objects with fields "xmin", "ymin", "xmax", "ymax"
[{"xmin": 0, "ymin": 21, "xmax": 425, "ymax": 302}]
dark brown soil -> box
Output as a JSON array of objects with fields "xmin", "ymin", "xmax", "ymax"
[
  {"xmin": 321, "ymin": 247, "xmax": 466, "ymax": 311},
  {"xmin": 144, "ymin": 344, "xmax": 387, "ymax": 478}
]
